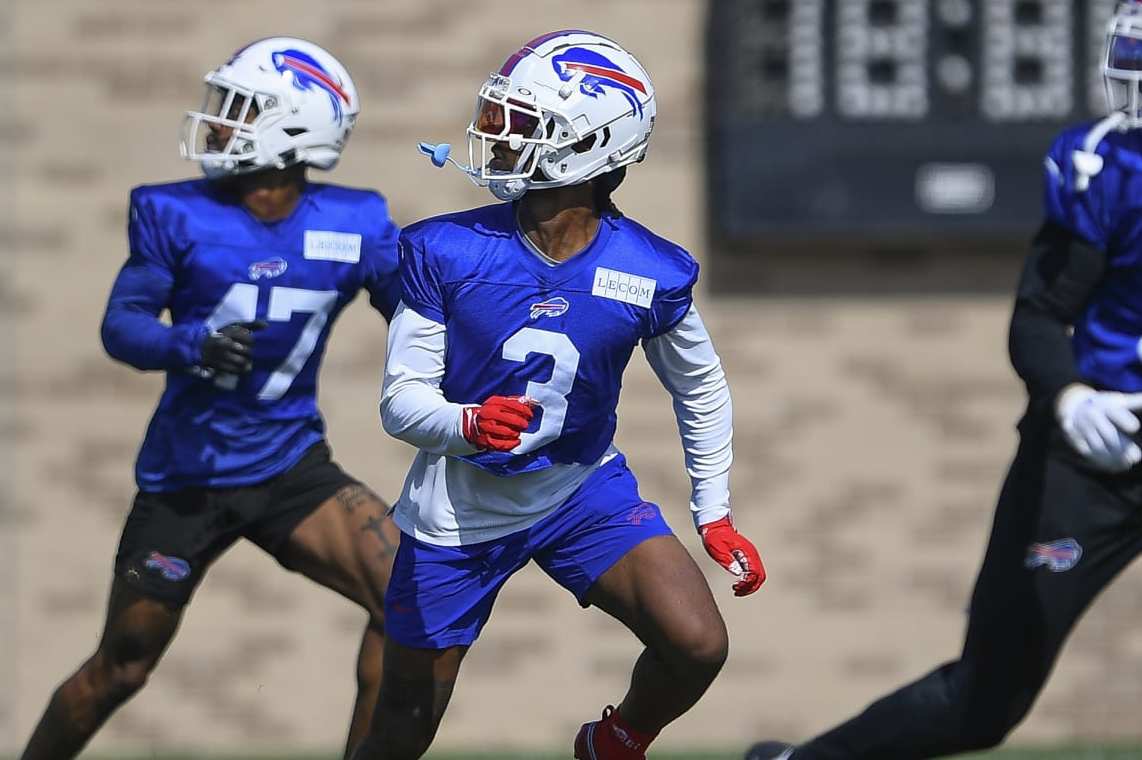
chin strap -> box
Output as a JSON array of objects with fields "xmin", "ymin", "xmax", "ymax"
[{"xmin": 1073, "ymin": 111, "xmax": 1128, "ymax": 192}]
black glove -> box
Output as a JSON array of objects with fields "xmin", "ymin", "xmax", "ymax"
[{"xmin": 199, "ymin": 321, "xmax": 266, "ymax": 375}]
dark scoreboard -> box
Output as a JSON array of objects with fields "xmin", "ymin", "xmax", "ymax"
[{"xmin": 706, "ymin": 0, "xmax": 1119, "ymax": 291}]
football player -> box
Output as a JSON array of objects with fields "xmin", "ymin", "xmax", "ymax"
[
  {"xmin": 349, "ymin": 30, "xmax": 765, "ymax": 760},
  {"xmin": 747, "ymin": 4, "xmax": 1142, "ymax": 759},
  {"xmin": 21, "ymin": 38, "xmax": 402, "ymax": 760}
]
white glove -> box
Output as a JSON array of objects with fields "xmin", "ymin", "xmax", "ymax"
[{"xmin": 1055, "ymin": 384, "xmax": 1142, "ymax": 472}]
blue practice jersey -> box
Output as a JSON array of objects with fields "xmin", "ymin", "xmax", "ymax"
[
  {"xmin": 103, "ymin": 179, "xmax": 401, "ymax": 491},
  {"xmin": 399, "ymin": 203, "xmax": 698, "ymax": 477},
  {"xmin": 1044, "ymin": 123, "xmax": 1142, "ymax": 393}
]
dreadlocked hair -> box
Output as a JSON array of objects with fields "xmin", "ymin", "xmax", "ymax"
[{"xmin": 593, "ymin": 166, "xmax": 626, "ymax": 218}]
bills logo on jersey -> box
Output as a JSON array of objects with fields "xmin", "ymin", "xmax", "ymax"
[
  {"xmin": 1024, "ymin": 538, "xmax": 1083, "ymax": 573},
  {"xmin": 529, "ymin": 296, "xmax": 570, "ymax": 319},
  {"xmin": 272, "ymin": 48, "xmax": 351, "ymax": 123},
  {"xmin": 551, "ymin": 47, "xmax": 647, "ymax": 116},
  {"xmin": 143, "ymin": 551, "xmax": 191, "ymax": 581},
  {"xmin": 248, "ymin": 257, "xmax": 288, "ymax": 280}
]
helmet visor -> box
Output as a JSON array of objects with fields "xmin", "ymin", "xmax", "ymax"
[
  {"xmin": 1109, "ymin": 33, "xmax": 1142, "ymax": 71},
  {"xmin": 472, "ymin": 97, "xmax": 542, "ymax": 140}
]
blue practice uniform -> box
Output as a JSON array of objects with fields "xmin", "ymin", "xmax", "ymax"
[
  {"xmin": 379, "ymin": 203, "xmax": 735, "ymax": 647},
  {"xmin": 1043, "ymin": 121, "xmax": 1142, "ymax": 393},
  {"xmin": 400, "ymin": 202, "xmax": 697, "ymax": 476},
  {"xmin": 102, "ymin": 179, "xmax": 401, "ymax": 492}
]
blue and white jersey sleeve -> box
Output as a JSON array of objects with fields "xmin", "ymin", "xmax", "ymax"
[
  {"xmin": 361, "ymin": 195, "xmax": 402, "ymax": 321},
  {"xmin": 645, "ymin": 247, "xmax": 699, "ymax": 339},
  {"xmin": 643, "ymin": 303, "xmax": 733, "ymax": 529},
  {"xmin": 397, "ymin": 233, "xmax": 447, "ymax": 323},
  {"xmin": 380, "ymin": 302, "xmax": 475, "ymax": 457},
  {"xmin": 101, "ymin": 187, "xmax": 206, "ymax": 371},
  {"xmin": 1042, "ymin": 125, "xmax": 1117, "ymax": 251}
]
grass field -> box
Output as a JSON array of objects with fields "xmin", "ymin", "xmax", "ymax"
[{"xmin": 55, "ymin": 748, "xmax": 1142, "ymax": 759}]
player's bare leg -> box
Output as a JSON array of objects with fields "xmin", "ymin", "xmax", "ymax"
[
  {"xmin": 350, "ymin": 641, "xmax": 467, "ymax": 760},
  {"xmin": 347, "ymin": 622, "xmax": 385, "ymax": 754},
  {"xmin": 20, "ymin": 582, "xmax": 184, "ymax": 760},
  {"xmin": 578, "ymin": 534, "xmax": 729, "ymax": 756},
  {"xmin": 278, "ymin": 483, "xmax": 400, "ymax": 758}
]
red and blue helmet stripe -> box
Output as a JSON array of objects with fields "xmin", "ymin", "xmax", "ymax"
[
  {"xmin": 551, "ymin": 47, "xmax": 647, "ymax": 117},
  {"xmin": 272, "ymin": 48, "xmax": 351, "ymax": 123}
]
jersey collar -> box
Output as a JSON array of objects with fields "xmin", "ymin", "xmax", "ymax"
[{"xmin": 510, "ymin": 202, "xmax": 616, "ymax": 285}]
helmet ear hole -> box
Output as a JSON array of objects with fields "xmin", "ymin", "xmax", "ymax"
[
  {"xmin": 283, "ymin": 127, "xmax": 309, "ymax": 136},
  {"xmin": 572, "ymin": 134, "xmax": 597, "ymax": 154}
]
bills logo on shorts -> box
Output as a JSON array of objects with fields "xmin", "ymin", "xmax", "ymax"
[
  {"xmin": 144, "ymin": 551, "xmax": 191, "ymax": 581},
  {"xmin": 529, "ymin": 296, "xmax": 570, "ymax": 320},
  {"xmin": 248, "ymin": 257, "xmax": 288, "ymax": 280},
  {"xmin": 627, "ymin": 503, "xmax": 659, "ymax": 526},
  {"xmin": 1024, "ymin": 538, "xmax": 1083, "ymax": 573}
]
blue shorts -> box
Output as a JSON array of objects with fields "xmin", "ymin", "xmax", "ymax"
[{"xmin": 384, "ymin": 454, "xmax": 674, "ymax": 649}]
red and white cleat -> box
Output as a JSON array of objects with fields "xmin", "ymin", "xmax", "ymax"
[{"xmin": 573, "ymin": 705, "xmax": 651, "ymax": 760}]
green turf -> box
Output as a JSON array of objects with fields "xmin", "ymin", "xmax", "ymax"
[{"xmin": 38, "ymin": 747, "xmax": 1142, "ymax": 760}]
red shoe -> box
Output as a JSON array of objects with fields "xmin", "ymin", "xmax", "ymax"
[{"xmin": 573, "ymin": 706, "xmax": 651, "ymax": 760}]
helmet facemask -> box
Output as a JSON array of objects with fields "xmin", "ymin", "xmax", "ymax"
[
  {"xmin": 181, "ymin": 77, "xmax": 286, "ymax": 178},
  {"xmin": 180, "ymin": 38, "xmax": 360, "ymax": 179},
  {"xmin": 1105, "ymin": 4, "xmax": 1142, "ymax": 127},
  {"xmin": 463, "ymin": 74, "xmax": 651, "ymax": 201},
  {"xmin": 465, "ymin": 76, "xmax": 572, "ymax": 199}
]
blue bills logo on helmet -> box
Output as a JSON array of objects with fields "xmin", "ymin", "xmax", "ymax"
[
  {"xmin": 1024, "ymin": 539, "xmax": 1083, "ymax": 573},
  {"xmin": 143, "ymin": 551, "xmax": 191, "ymax": 581},
  {"xmin": 248, "ymin": 257, "xmax": 288, "ymax": 281},
  {"xmin": 529, "ymin": 296, "xmax": 570, "ymax": 320},
  {"xmin": 552, "ymin": 47, "xmax": 647, "ymax": 117},
  {"xmin": 272, "ymin": 49, "xmax": 352, "ymax": 124}
]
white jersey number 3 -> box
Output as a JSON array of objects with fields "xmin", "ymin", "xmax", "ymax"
[{"xmin": 502, "ymin": 327, "xmax": 580, "ymax": 453}]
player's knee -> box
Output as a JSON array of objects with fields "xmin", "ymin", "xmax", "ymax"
[
  {"xmin": 666, "ymin": 611, "xmax": 729, "ymax": 676},
  {"xmin": 89, "ymin": 652, "xmax": 153, "ymax": 703}
]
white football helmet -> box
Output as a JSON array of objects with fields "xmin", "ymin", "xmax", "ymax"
[
  {"xmin": 439, "ymin": 30, "xmax": 656, "ymax": 200},
  {"xmin": 181, "ymin": 37, "xmax": 359, "ymax": 178},
  {"xmin": 1104, "ymin": 1, "xmax": 1142, "ymax": 127}
]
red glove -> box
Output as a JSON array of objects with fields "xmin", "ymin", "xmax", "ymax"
[
  {"xmin": 699, "ymin": 516, "xmax": 765, "ymax": 597},
  {"xmin": 461, "ymin": 395, "xmax": 535, "ymax": 452}
]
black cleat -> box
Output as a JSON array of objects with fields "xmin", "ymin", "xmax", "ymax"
[{"xmin": 745, "ymin": 741, "xmax": 795, "ymax": 760}]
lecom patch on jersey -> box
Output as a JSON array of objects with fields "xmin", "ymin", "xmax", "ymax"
[
  {"xmin": 592, "ymin": 267, "xmax": 656, "ymax": 308},
  {"xmin": 304, "ymin": 230, "xmax": 362, "ymax": 263}
]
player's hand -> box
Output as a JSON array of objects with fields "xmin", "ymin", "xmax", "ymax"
[
  {"xmin": 1056, "ymin": 383, "xmax": 1142, "ymax": 472},
  {"xmin": 462, "ymin": 395, "xmax": 535, "ymax": 452},
  {"xmin": 699, "ymin": 515, "xmax": 765, "ymax": 597},
  {"xmin": 199, "ymin": 320, "xmax": 266, "ymax": 375}
]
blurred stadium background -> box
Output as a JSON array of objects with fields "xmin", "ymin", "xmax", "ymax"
[{"xmin": 4, "ymin": 0, "xmax": 1142, "ymax": 757}]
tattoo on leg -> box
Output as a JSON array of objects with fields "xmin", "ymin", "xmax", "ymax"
[
  {"xmin": 363, "ymin": 514, "xmax": 399, "ymax": 559},
  {"xmin": 336, "ymin": 484, "xmax": 375, "ymax": 514}
]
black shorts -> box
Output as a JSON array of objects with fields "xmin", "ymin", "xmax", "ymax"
[{"xmin": 114, "ymin": 441, "xmax": 358, "ymax": 606}]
